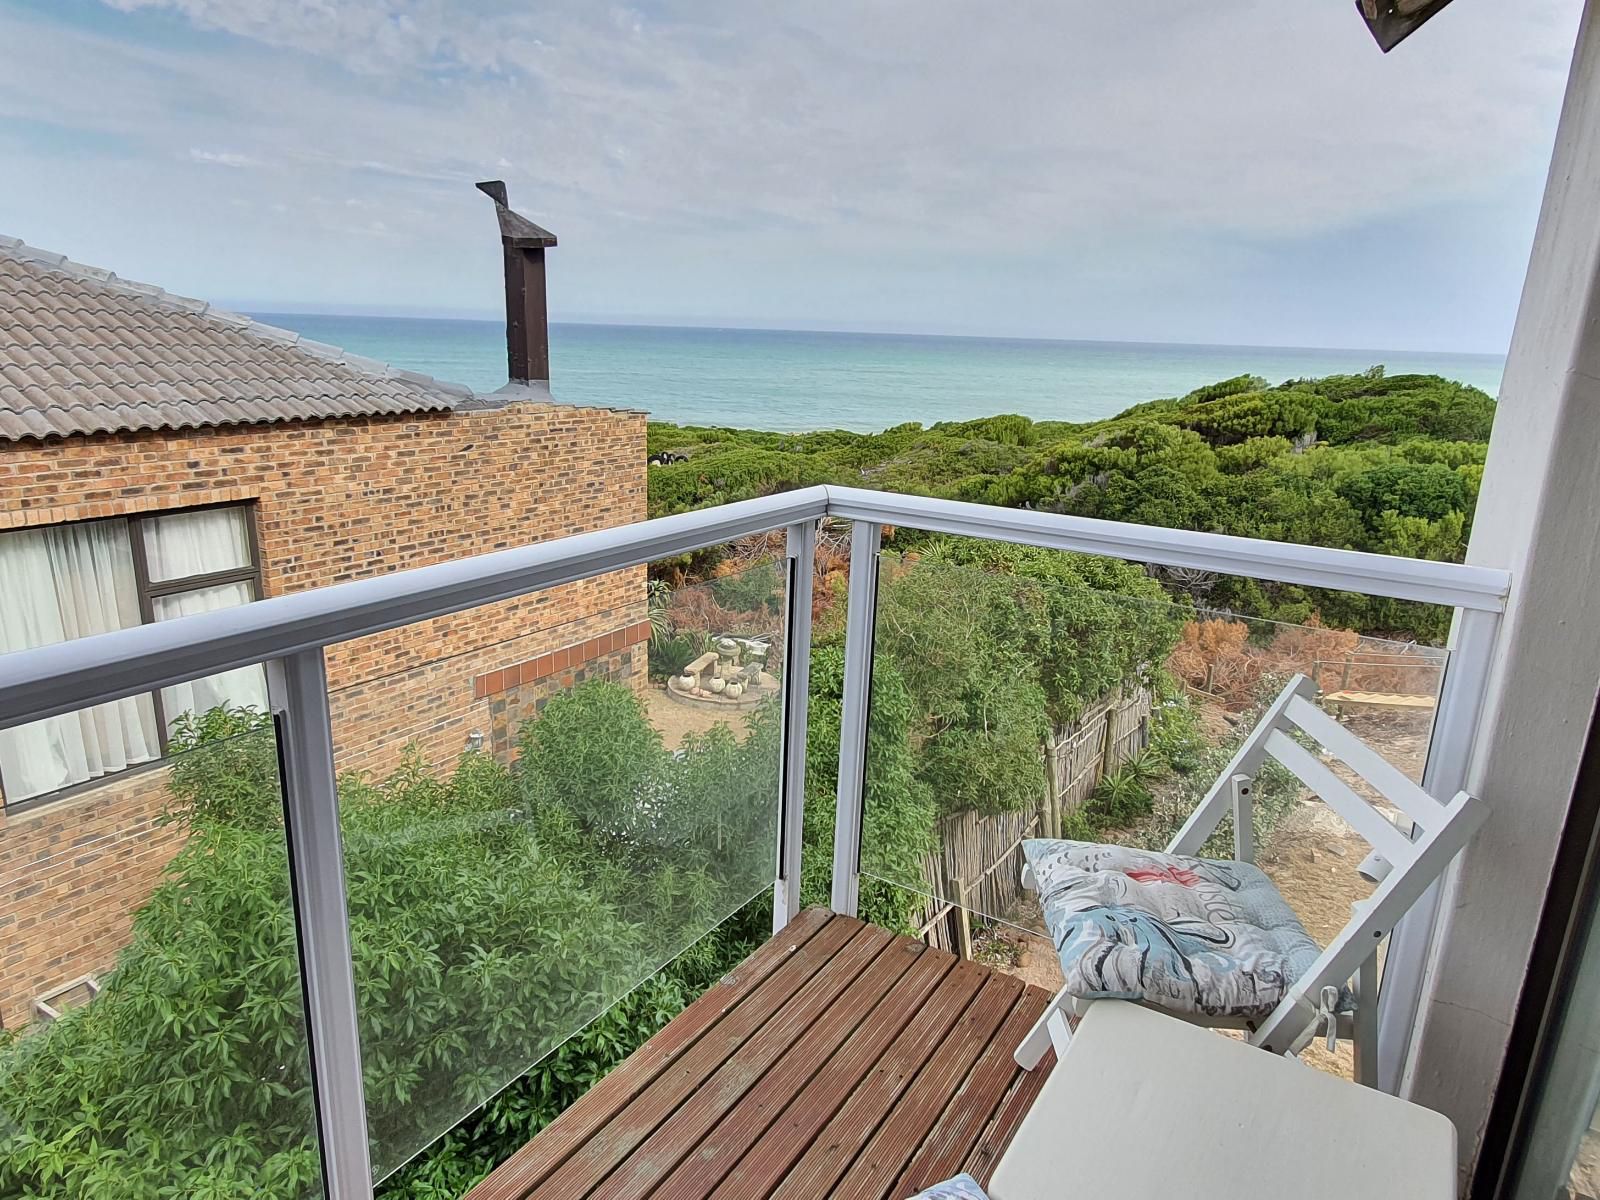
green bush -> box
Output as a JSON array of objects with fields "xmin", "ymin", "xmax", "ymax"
[
  {"xmin": 0, "ymin": 687, "xmax": 780, "ymax": 1199},
  {"xmin": 708, "ymin": 560, "xmax": 784, "ymax": 616},
  {"xmin": 647, "ymin": 629, "xmax": 710, "ymax": 680},
  {"xmin": 800, "ymin": 646, "xmax": 937, "ymax": 933},
  {"xmin": 649, "ymin": 370, "xmax": 1495, "ymax": 642}
]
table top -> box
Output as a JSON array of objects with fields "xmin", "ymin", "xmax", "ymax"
[{"xmin": 988, "ymin": 1001, "xmax": 1457, "ymax": 1200}]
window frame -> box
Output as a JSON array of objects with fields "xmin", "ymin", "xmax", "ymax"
[{"xmin": 0, "ymin": 501, "xmax": 265, "ymax": 812}]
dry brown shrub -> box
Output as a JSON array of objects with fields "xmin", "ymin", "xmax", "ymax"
[
  {"xmin": 1260, "ymin": 617, "xmax": 1360, "ymax": 678},
  {"xmin": 1169, "ymin": 619, "xmax": 1262, "ymax": 706},
  {"xmin": 667, "ymin": 587, "xmax": 760, "ymax": 636},
  {"xmin": 1171, "ymin": 615, "xmax": 1443, "ymax": 708}
]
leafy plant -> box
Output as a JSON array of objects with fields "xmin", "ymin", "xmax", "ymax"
[
  {"xmin": 1086, "ymin": 767, "xmax": 1154, "ymax": 824},
  {"xmin": 0, "ymin": 686, "xmax": 781, "ymax": 1199}
]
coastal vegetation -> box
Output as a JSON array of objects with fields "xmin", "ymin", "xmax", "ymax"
[{"xmin": 647, "ymin": 369, "xmax": 1493, "ymax": 642}]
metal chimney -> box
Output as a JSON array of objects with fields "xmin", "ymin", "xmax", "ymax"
[{"xmin": 476, "ymin": 180, "xmax": 557, "ymax": 384}]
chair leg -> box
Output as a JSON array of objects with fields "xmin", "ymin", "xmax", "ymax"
[
  {"xmin": 1015, "ymin": 983, "xmax": 1070, "ymax": 1069},
  {"xmin": 1353, "ymin": 951, "xmax": 1379, "ymax": 1089}
]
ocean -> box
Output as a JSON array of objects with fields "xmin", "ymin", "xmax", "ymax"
[{"xmin": 248, "ymin": 313, "xmax": 1506, "ymax": 434}]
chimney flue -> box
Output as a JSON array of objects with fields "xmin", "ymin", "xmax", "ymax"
[{"xmin": 476, "ymin": 180, "xmax": 557, "ymax": 384}]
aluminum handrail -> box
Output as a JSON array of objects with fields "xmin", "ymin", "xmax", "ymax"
[
  {"xmin": 0, "ymin": 486, "xmax": 831, "ymax": 728},
  {"xmin": 0, "ymin": 484, "xmax": 1510, "ymax": 730},
  {"xmin": 826, "ymin": 486, "xmax": 1510, "ymax": 611}
]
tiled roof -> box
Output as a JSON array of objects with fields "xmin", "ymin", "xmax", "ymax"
[{"xmin": 0, "ymin": 236, "xmax": 474, "ymax": 443}]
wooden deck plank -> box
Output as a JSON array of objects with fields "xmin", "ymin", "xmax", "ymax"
[
  {"xmin": 962, "ymin": 1043, "xmax": 1057, "ymax": 1186},
  {"xmin": 594, "ymin": 924, "xmax": 903, "ymax": 1200},
  {"xmin": 704, "ymin": 948, "xmax": 958, "ymax": 1200},
  {"xmin": 893, "ymin": 984, "xmax": 1051, "ymax": 1197},
  {"xmin": 829, "ymin": 972, "xmax": 1026, "ymax": 1200},
  {"xmin": 465, "ymin": 908, "xmax": 846, "ymax": 1200},
  {"xmin": 646, "ymin": 934, "xmax": 928, "ymax": 1200},
  {"xmin": 529, "ymin": 916, "xmax": 869, "ymax": 1198},
  {"xmin": 768, "ymin": 957, "xmax": 991, "ymax": 1200},
  {"xmin": 469, "ymin": 912, "xmax": 1057, "ymax": 1200},
  {"xmin": 463, "ymin": 908, "xmax": 832, "ymax": 1200}
]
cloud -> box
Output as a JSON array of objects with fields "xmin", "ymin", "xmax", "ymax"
[
  {"xmin": 0, "ymin": 1, "xmax": 1581, "ymax": 349},
  {"xmin": 188, "ymin": 147, "xmax": 257, "ymax": 167}
]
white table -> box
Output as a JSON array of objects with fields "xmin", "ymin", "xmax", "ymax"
[{"xmin": 989, "ymin": 1001, "xmax": 1457, "ymax": 1200}]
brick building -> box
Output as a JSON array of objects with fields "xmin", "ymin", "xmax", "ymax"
[{"xmin": 0, "ymin": 192, "xmax": 648, "ymax": 1027}]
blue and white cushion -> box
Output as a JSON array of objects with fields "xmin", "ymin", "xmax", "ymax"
[
  {"xmin": 907, "ymin": 1174, "xmax": 990, "ymax": 1199},
  {"xmin": 1025, "ymin": 839, "xmax": 1346, "ymax": 1022}
]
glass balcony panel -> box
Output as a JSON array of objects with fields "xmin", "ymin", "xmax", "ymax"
[
  {"xmin": 0, "ymin": 707, "xmax": 323, "ymax": 1198},
  {"xmin": 858, "ymin": 550, "xmax": 1446, "ymax": 1074},
  {"xmin": 325, "ymin": 562, "xmax": 785, "ymax": 1183}
]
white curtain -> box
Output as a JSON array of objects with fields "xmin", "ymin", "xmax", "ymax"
[
  {"xmin": 0, "ymin": 520, "xmax": 161, "ymax": 803},
  {"xmin": 141, "ymin": 507, "xmax": 251, "ymax": 582},
  {"xmin": 153, "ymin": 581, "xmax": 269, "ymax": 730},
  {"xmin": 143, "ymin": 508, "xmax": 267, "ymax": 734}
]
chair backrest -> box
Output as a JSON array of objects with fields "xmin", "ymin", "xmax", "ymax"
[{"xmin": 1164, "ymin": 673, "xmax": 1489, "ymax": 1053}]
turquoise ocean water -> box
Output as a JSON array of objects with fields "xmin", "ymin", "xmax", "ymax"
[{"xmin": 249, "ymin": 314, "xmax": 1505, "ymax": 433}]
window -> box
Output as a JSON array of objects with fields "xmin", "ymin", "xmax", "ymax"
[{"xmin": 0, "ymin": 505, "xmax": 266, "ymax": 808}]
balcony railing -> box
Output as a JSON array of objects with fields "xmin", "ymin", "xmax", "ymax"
[{"xmin": 0, "ymin": 485, "xmax": 1510, "ymax": 1200}]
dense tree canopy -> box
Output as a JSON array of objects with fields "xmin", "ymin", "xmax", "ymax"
[{"xmin": 648, "ymin": 369, "xmax": 1493, "ymax": 641}]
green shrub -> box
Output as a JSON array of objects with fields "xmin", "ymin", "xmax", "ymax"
[
  {"xmin": 649, "ymin": 369, "xmax": 1494, "ymax": 643},
  {"xmin": 0, "ymin": 687, "xmax": 781, "ymax": 1199}
]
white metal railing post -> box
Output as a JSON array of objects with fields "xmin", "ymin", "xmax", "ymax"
[
  {"xmin": 1375, "ymin": 605, "xmax": 1503, "ymax": 1094},
  {"xmin": 270, "ymin": 650, "xmax": 375, "ymax": 1200},
  {"xmin": 774, "ymin": 519, "xmax": 818, "ymax": 933},
  {"xmin": 831, "ymin": 521, "xmax": 883, "ymax": 917}
]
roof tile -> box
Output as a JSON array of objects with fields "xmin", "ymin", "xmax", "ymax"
[{"xmin": 0, "ymin": 240, "xmax": 466, "ymax": 442}]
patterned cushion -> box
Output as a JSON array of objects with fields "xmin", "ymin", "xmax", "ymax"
[
  {"xmin": 1025, "ymin": 839, "xmax": 1341, "ymax": 1022},
  {"xmin": 907, "ymin": 1174, "xmax": 990, "ymax": 1199}
]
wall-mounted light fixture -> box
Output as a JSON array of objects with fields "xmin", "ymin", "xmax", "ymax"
[{"xmin": 466, "ymin": 730, "xmax": 485, "ymax": 752}]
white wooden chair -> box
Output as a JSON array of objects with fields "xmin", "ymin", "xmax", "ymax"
[{"xmin": 1013, "ymin": 673, "xmax": 1487, "ymax": 1088}]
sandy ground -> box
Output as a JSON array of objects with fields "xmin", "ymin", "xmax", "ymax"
[
  {"xmin": 977, "ymin": 709, "xmax": 1433, "ymax": 1084},
  {"xmin": 644, "ymin": 685, "xmax": 753, "ymax": 750}
]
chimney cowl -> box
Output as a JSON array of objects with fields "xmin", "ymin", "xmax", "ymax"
[{"xmin": 476, "ymin": 180, "xmax": 555, "ymax": 384}]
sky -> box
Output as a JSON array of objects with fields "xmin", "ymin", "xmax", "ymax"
[{"xmin": 0, "ymin": 0, "xmax": 1584, "ymax": 352}]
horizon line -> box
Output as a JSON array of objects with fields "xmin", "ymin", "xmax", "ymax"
[{"xmin": 237, "ymin": 309, "xmax": 1509, "ymax": 363}]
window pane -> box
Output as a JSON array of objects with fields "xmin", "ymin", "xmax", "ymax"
[
  {"xmin": 141, "ymin": 506, "xmax": 252, "ymax": 582},
  {"xmin": 153, "ymin": 582, "xmax": 268, "ymax": 731},
  {"xmin": 0, "ymin": 518, "xmax": 160, "ymax": 803}
]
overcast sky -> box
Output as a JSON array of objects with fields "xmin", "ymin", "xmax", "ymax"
[{"xmin": 0, "ymin": 0, "xmax": 1583, "ymax": 351}]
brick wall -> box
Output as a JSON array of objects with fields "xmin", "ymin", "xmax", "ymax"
[{"xmin": 0, "ymin": 400, "xmax": 648, "ymax": 1027}]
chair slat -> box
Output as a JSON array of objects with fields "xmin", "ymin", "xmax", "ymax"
[
  {"xmin": 1166, "ymin": 675, "xmax": 1317, "ymax": 856},
  {"xmin": 1264, "ymin": 730, "xmax": 1416, "ymax": 866},
  {"xmin": 1284, "ymin": 695, "xmax": 1448, "ymax": 828},
  {"xmin": 1253, "ymin": 790, "xmax": 1488, "ymax": 1055}
]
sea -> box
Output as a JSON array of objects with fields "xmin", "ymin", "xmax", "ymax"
[{"xmin": 248, "ymin": 314, "xmax": 1506, "ymax": 434}]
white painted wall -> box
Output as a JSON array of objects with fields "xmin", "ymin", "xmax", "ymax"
[{"xmin": 1404, "ymin": 1, "xmax": 1600, "ymax": 1179}]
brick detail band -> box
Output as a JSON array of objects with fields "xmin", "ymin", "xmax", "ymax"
[{"xmin": 474, "ymin": 620, "xmax": 652, "ymax": 698}]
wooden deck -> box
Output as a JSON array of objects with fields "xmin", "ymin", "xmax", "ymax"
[{"xmin": 466, "ymin": 910, "xmax": 1057, "ymax": 1200}]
